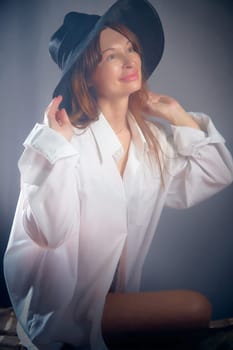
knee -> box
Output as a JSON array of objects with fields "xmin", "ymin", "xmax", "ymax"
[{"xmin": 187, "ymin": 291, "xmax": 212, "ymax": 327}]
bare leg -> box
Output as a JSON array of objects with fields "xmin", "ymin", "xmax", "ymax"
[{"xmin": 102, "ymin": 290, "xmax": 212, "ymax": 338}]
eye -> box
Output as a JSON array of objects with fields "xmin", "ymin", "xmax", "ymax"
[
  {"xmin": 106, "ymin": 53, "xmax": 115, "ymax": 61},
  {"xmin": 127, "ymin": 45, "xmax": 135, "ymax": 53}
]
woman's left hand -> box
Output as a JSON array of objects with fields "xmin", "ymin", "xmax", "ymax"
[{"xmin": 143, "ymin": 91, "xmax": 200, "ymax": 129}]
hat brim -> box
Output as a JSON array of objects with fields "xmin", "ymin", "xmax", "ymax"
[{"xmin": 52, "ymin": 0, "xmax": 164, "ymax": 112}]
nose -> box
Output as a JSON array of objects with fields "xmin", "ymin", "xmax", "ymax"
[{"xmin": 122, "ymin": 54, "xmax": 135, "ymax": 68}]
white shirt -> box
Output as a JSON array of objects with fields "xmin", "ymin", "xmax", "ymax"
[{"xmin": 4, "ymin": 112, "xmax": 233, "ymax": 350}]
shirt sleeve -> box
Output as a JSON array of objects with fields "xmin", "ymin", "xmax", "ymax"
[
  {"xmin": 164, "ymin": 113, "xmax": 233, "ymax": 208},
  {"xmin": 4, "ymin": 124, "xmax": 82, "ymax": 347},
  {"xmin": 18, "ymin": 123, "xmax": 81, "ymax": 248}
]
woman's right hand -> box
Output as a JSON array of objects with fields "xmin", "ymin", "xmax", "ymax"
[{"xmin": 45, "ymin": 95, "xmax": 74, "ymax": 141}]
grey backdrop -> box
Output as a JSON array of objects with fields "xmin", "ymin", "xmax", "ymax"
[{"xmin": 1, "ymin": 0, "xmax": 232, "ymax": 320}]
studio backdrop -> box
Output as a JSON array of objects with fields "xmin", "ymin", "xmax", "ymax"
[{"xmin": 0, "ymin": 0, "xmax": 233, "ymax": 319}]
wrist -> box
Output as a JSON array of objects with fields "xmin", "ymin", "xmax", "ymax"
[{"xmin": 172, "ymin": 111, "xmax": 201, "ymax": 130}]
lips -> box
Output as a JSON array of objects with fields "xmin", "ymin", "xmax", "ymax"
[{"xmin": 120, "ymin": 72, "xmax": 139, "ymax": 82}]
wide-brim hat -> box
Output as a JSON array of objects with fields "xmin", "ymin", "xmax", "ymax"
[{"xmin": 49, "ymin": 0, "xmax": 165, "ymax": 113}]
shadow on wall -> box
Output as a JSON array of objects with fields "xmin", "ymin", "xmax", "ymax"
[{"xmin": 0, "ymin": 0, "xmax": 233, "ymax": 321}]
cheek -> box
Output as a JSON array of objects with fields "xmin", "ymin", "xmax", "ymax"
[
  {"xmin": 102, "ymin": 64, "xmax": 121, "ymax": 78},
  {"xmin": 92, "ymin": 66, "xmax": 120, "ymax": 91},
  {"xmin": 137, "ymin": 57, "xmax": 142, "ymax": 71}
]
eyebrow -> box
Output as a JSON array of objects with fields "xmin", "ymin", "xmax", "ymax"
[
  {"xmin": 101, "ymin": 40, "xmax": 131, "ymax": 54},
  {"xmin": 101, "ymin": 48, "xmax": 115, "ymax": 54}
]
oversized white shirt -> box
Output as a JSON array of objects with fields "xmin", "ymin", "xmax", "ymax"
[{"xmin": 4, "ymin": 112, "xmax": 233, "ymax": 350}]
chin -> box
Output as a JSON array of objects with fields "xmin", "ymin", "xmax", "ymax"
[
  {"xmin": 128, "ymin": 83, "xmax": 142, "ymax": 95},
  {"xmin": 126, "ymin": 78, "xmax": 142, "ymax": 92}
]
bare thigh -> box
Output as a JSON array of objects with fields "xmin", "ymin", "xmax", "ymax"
[{"xmin": 102, "ymin": 290, "xmax": 212, "ymax": 337}]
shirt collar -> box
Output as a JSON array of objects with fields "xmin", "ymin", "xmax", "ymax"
[{"xmin": 76, "ymin": 111, "xmax": 148, "ymax": 162}]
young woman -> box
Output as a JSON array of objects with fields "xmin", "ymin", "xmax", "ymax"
[{"xmin": 4, "ymin": 1, "xmax": 233, "ymax": 349}]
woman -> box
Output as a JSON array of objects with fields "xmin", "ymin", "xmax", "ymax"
[{"xmin": 4, "ymin": 0, "xmax": 233, "ymax": 349}]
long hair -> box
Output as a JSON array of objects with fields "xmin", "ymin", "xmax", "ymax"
[{"xmin": 69, "ymin": 24, "xmax": 164, "ymax": 182}]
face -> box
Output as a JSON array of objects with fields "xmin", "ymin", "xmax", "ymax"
[{"xmin": 90, "ymin": 27, "xmax": 142, "ymax": 102}]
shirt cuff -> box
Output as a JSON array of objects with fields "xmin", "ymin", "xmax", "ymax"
[
  {"xmin": 170, "ymin": 112, "xmax": 225, "ymax": 156},
  {"xmin": 23, "ymin": 123, "xmax": 79, "ymax": 164}
]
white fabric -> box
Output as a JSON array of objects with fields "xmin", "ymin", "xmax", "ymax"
[{"xmin": 4, "ymin": 111, "xmax": 233, "ymax": 350}]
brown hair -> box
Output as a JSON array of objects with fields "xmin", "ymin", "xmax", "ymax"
[{"xmin": 69, "ymin": 24, "xmax": 163, "ymax": 182}]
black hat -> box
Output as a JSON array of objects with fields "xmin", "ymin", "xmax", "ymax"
[{"xmin": 49, "ymin": 0, "xmax": 164, "ymax": 113}]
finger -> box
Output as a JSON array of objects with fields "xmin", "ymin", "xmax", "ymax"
[
  {"xmin": 46, "ymin": 96, "xmax": 63, "ymax": 119},
  {"xmin": 47, "ymin": 101, "xmax": 63, "ymax": 128},
  {"xmin": 55, "ymin": 108, "xmax": 70, "ymax": 126},
  {"xmin": 45, "ymin": 96, "xmax": 60, "ymax": 114},
  {"xmin": 50, "ymin": 95, "xmax": 63, "ymax": 116},
  {"xmin": 48, "ymin": 112, "xmax": 60, "ymax": 129},
  {"xmin": 148, "ymin": 91, "xmax": 161, "ymax": 101},
  {"xmin": 58, "ymin": 108, "xmax": 71, "ymax": 124}
]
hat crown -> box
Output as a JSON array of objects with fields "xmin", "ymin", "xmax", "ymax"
[
  {"xmin": 49, "ymin": 12, "xmax": 100, "ymax": 70},
  {"xmin": 50, "ymin": 0, "xmax": 164, "ymax": 114}
]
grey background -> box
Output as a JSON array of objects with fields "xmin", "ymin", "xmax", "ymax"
[{"xmin": 0, "ymin": 0, "xmax": 232, "ymax": 320}]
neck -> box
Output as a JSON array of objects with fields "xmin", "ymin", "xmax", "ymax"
[{"xmin": 97, "ymin": 97, "xmax": 129, "ymax": 133}]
